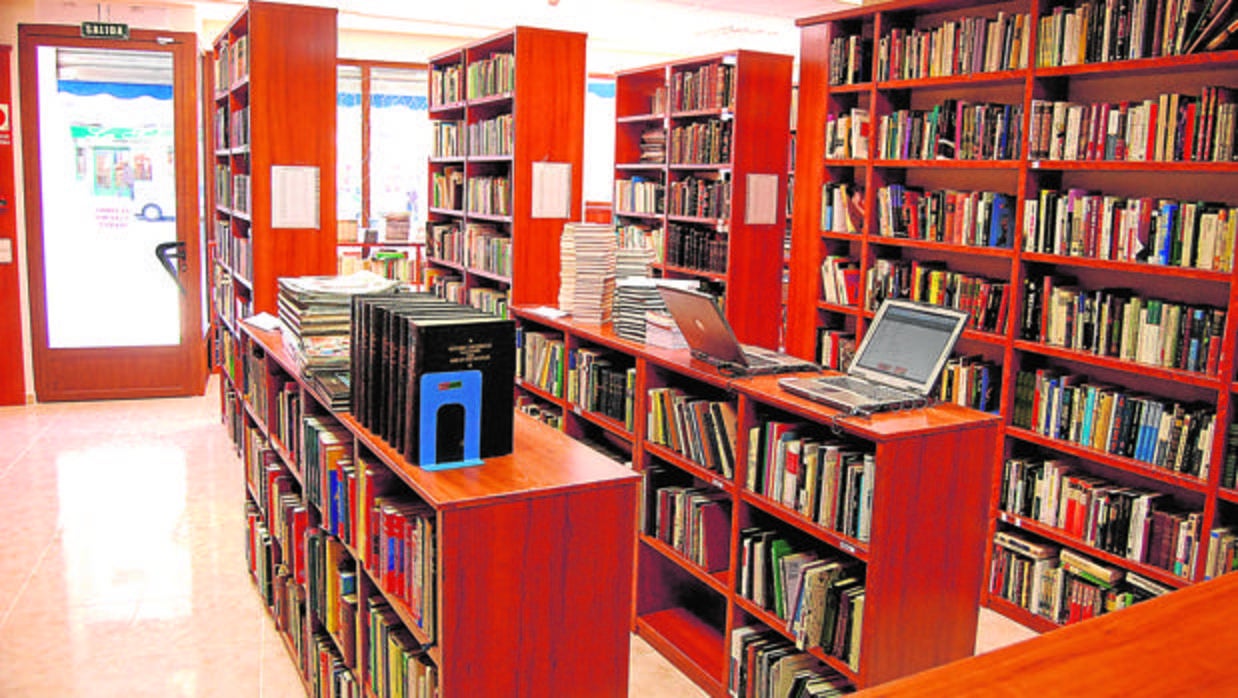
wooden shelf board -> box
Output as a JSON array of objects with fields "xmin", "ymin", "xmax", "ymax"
[
  {"xmin": 877, "ymin": 68, "xmax": 1027, "ymax": 90},
  {"xmin": 635, "ymin": 610, "xmax": 727, "ymax": 694},
  {"xmin": 613, "ymin": 210, "xmax": 664, "ymax": 220},
  {"xmin": 869, "ymin": 236, "xmax": 1014, "ymax": 258},
  {"xmin": 875, "ymin": 159, "xmax": 1021, "ymax": 170},
  {"xmin": 1019, "ymin": 252, "xmax": 1233, "ymax": 282},
  {"xmin": 428, "ymin": 207, "xmax": 464, "ymax": 217},
  {"xmin": 567, "ymin": 404, "xmax": 635, "ymax": 441},
  {"xmin": 467, "ymin": 154, "xmax": 513, "ymax": 163},
  {"xmin": 425, "ymin": 256, "xmax": 465, "ymax": 272},
  {"xmin": 658, "ymin": 263, "xmax": 728, "ymax": 283},
  {"xmin": 514, "ymin": 376, "xmax": 566, "ymax": 405},
  {"xmin": 467, "ymin": 266, "xmax": 512, "ymax": 284},
  {"xmin": 739, "ymin": 489, "xmax": 871, "ymax": 561},
  {"xmin": 644, "ymin": 442, "xmax": 733, "ymax": 492},
  {"xmin": 982, "ymin": 594, "xmax": 1061, "ymax": 634},
  {"xmin": 1033, "ymin": 50, "xmax": 1238, "ymax": 79},
  {"xmin": 617, "ymin": 112, "xmax": 666, "ymax": 123},
  {"xmin": 1010, "ymin": 340, "xmax": 1223, "ymax": 389},
  {"xmin": 1003, "ymin": 426, "xmax": 1211, "ymax": 493},
  {"xmin": 640, "ymin": 534, "xmax": 731, "ymax": 596},
  {"xmin": 466, "ymin": 212, "xmax": 513, "ymax": 223},
  {"xmin": 826, "ymin": 82, "xmax": 871, "ymax": 94},
  {"xmin": 1028, "ymin": 160, "xmax": 1238, "ymax": 173}
]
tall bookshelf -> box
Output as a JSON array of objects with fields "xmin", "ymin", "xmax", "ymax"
[
  {"xmin": 511, "ymin": 307, "xmax": 1000, "ymax": 693},
  {"xmin": 424, "ymin": 27, "xmax": 586, "ymax": 317},
  {"xmin": 788, "ymin": 0, "xmax": 1238, "ymax": 633},
  {"xmin": 612, "ymin": 51, "xmax": 794, "ymax": 348},
  {"xmin": 230, "ymin": 322, "xmax": 639, "ymax": 696},
  {"xmin": 210, "ymin": 0, "xmax": 338, "ymax": 329}
]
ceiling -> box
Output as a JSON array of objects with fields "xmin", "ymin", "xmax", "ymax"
[{"xmin": 189, "ymin": 0, "xmax": 864, "ymax": 69}]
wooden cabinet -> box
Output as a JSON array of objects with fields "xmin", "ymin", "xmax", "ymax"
[
  {"xmin": 512, "ymin": 306, "xmax": 999, "ymax": 693},
  {"xmin": 424, "ymin": 27, "xmax": 586, "ymax": 316},
  {"xmin": 789, "ymin": 0, "xmax": 1238, "ymax": 633},
  {"xmin": 231, "ymin": 322, "xmax": 640, "ymax": 696},
  {"xmin": 612, "ymin": 51, "xmax": 794, "ymax": 348}
]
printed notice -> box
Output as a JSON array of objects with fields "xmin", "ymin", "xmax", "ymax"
[
  {"xmin": 271, "ymin": 165, "xmax": 320, "ymax": 229},
  {"xmin": 531, "ymin": 161, "xmax": 572, "ymax": 219},
  {"xmin": 744, "ymin": 173, "xmax": 778, "ymax": 225}
]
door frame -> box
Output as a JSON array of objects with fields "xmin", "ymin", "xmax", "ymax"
[{"xmin": 18, "ymin": 24, "xmax": 204, "ymax": 401}]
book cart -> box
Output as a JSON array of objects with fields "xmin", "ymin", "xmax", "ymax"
[
  {"xmin": 788, "ymin": 0, "xmax": 1238, "ymax": 632},
  {"xmin": 511, "ymin": 307, "xmax": 999, "ymax": 694},
  {"xmin": 612, "ymin": 50, "xmax": 794, "ymax": 348},
  {"xmin": 224, "ymin": 321, "xmax": 639, "ymax": 696}
]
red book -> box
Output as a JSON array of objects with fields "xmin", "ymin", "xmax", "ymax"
[{"xmin": 292, "ymin": 506, "xmax": 309, "ymax": 586}]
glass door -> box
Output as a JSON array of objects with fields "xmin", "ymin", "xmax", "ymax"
[{"xmin": 19, "ymin": 26, "xmax": 203, "ymax": 400}]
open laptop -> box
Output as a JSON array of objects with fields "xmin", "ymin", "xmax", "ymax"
[
  {"xmin": 657, "ymin": 286, "xmax": 820, "ymax": 375},
  {"xmin": 778, "ymin": 299, "xmax": 968, "ymax": 415}
]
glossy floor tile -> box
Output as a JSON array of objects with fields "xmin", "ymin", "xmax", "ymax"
[{"xmin": 0, "ymin": 380, "xmax": 1036, "ymax": 697}]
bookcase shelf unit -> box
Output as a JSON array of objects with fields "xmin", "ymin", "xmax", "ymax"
[
  {"xmin": 208, "ymin": 1, "xmax": 338, "ymax": 321},
  {"xmin": 512, "ymin": 306, "xmax": 1000, "ymax": 693},
  {"xmin": 612, "ymin": 51, "xmax": 794, "ymax": 349},
  {"xmin": 788, "ymin": 0, "xmax": 1238, "ymax": 632},
  {"xmin": 424, "ymin": 27, "xmax": 585, "ymax": 316},
  {"xmin": 228, "ymin": 322, "xmax": 639, "ymax": 696}
]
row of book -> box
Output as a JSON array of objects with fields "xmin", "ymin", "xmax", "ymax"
[
  {"xmin": 465, "ymin": 51, "xmax": 514, "ymax": 100},
  {"xmin": 466, "ymin": 224, "xmax": 512, "ymax": 278},
  {"xmin": 665, "ymin": 224, "xmax": 728, "ymax": 273},
  {"xmin": 430, "ymin": 63, "xmax": 461, "ymax": 106},
  {"xmin": 515, "ymin": 394, "xmax": 563, "ymax": 429},
  {"xmin": 566, "ymin": 348, "xmax": 636, "ymax": 430},
  {"xmin": 866, "ymin": 258, "xmax": 1012, "ymax": 334},
  {"xmin": 338, "ymin": 248, "xmax": 422, "ymax": 284},
  {"xmin": 1206, "ymin": 526, "xmax": 1238, "ymax": 579},
  {"xmin": 828, "ymin": 34, "xmax": 870, "ymax": 86},
  {"xmin": 617, "ymin": 224, "xmax": 666, "ymax": 264},
  {"xmin": 875, "ymin": 185, "xmax": 1014, "ymax": 248},
  {"xmin": 301, "ymin": 416, "xmax": 352, "ymax": 537},
  {"xmin": 1024, "ymin": 190, "xmax": 1237, "ymax": 272},
  {"xmin": 430, "ymin": 166, "xmax": 463, "ymax": 209},
  {"xmin": 816, "ymin": 328, "xmax": 857, "ymax": 371},
  {"xmin": 668, "ymin": 119, "xmax": 733, "ymax": 165},
  {"xmin": 644, "ymin": 470, "xmax": 730, "ymax": 573},
  {"xmin": 668, "ymin": 175, "xmax": 730, "ymax": 220},
  {"xmin": 729, "ymin": 627, "xmax": 853, "ymax": 697},
  {"xmin": 215, "ymin": 165, "xmax": 252, "ymax": 214},
  {"xmin": 823, "ymin": 109, "xmax": 869, "ymax": 160},
  {"xmin": 1000, "ymin": 456, "xmax": 1202, "ymax": 575},
  {"xmin": 819, "ymin": 182, "xmax": 864, "ymax": 234},
  {"xmin": 350, "ymin": 293, "xmax": 516, "ymax": 466},
  {"xmin": 737, "ymin": 530, "xmax": 865, "ymax": 669},
  {"xmin": 1036, "ymin": 0, "xmax": 1237, "ymax": 67},
  {"xmin": 614, "ymin": 177, "xmax": 663, "ymax": 215},
  {"xmin": 1027, "ymin": 89, "xmax": 1237, "ymax": 163},
  {"xmin": 431, "ymin": 120, "xmax": 463, "ymax": 158},
  {"xmin": 746, "ymin": 422, "xmax": 876, "ymax": 543},
  {"xmin": 671, "ymin": 62, "xmax": 735, "ymax": 112},
  {"xmin": 516, "ymin": 329, "xmax": 565, "ymax": 397},
  {"xmin": 1012, "ymin": 368, "xmax": 1216, "ymax": 477},
  {"xmin": 638, "ymin": 128, "xmax": 666, "ymax": 163},
  {"xmin": 877, "ymin": 100, "xmax": 1024, "ymax": 161},
  {"xmin": 426, "ymin": 221, "xmax": 464, "ymax": 266},
  {"xmin": 647, "ymin": 387, "xmax": 739, "ymax": 477},
  {"xmin": 819, "ymin": 255, "xmax": 860, "ymax": 307},
  {"xmin": 465, "ymin": 175, "xmax": 511, "ymax": 217},
  {"xmin": 214, "ymin": 104, "xmax": 250, "ymax": 151},
  {"xmin": 215, "ymin": 34, "xmax": 249, "ymax": 91},
  {"xmin": 1019, "ymin": 276, "xmax": 1225, "ymax": 374},
  {"xmin": 216, "ymin": 222, "xmax": 253, "ymax": 279},
  {"xmin": 214, "ymin": 267, "xmax": 250, "ymax": 331},
  {"xmin": 940, "ymin": 355, "xmax": 1001, "ymax": 413},
  {"xmin": 467, "ymin": 113, "xmax": 514, "ymax": 157},
  {"xmin": 307, "ymin": 530, "xmax": 358, "ymax": 667},
  {"xmin": 876, "ymin": 12, "xmax": 1031, "ymax": 82},
  {"xmin": 367, "ymin": 598, "xmax": 438, "ymax": 698},
  {"xmin": 990, "ymin": 529, "xmax": 1173, "ymax": 626},
  {"xmin": 370, "ymin": 494, "xmax": 436, "ymax": 642}
]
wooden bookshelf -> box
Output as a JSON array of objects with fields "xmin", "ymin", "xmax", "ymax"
[
  {"xmin": 512, "ymin": 306, "xmax": 1000, "ymax": 693},
  {"xmin": 612, "ymin": 51, "xmax": 794, "ymax": 348},
  {"xmin": 788, "ymin": 0, "xmax": 1238, "ymax": 634},
  {"xmin": 230, "ymin": 322, "xmax": 640, "ymax": 696},
  {"xmin": 425, "ymin": 27, "xmax": 585, "ymax": 317}
]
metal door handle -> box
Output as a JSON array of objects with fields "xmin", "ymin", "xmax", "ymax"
[{"xmin": 155, "ymin": 241, "xmax": 186, "ymax": 294}]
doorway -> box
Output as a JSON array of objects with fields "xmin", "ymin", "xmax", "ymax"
[{"xmin": 19, "ymin": 25, "xmax": 204, "ymax": 401}]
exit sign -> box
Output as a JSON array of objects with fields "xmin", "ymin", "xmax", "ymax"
[{"xmin": 81, "ymin": 22, "xmax": 130, "ymax": 40}]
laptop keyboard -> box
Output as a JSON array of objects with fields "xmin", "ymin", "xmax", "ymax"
[{"xmin": 821, "ymin": 376, "xmax": 911, "ymax": 401}]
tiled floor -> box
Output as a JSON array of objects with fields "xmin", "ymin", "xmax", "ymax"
[{"xmin": 0, "ymin": 381, "xmax": 1036, "ymax": 697}]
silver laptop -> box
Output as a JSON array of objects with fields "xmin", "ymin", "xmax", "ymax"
[
  {"xmin": 778, "ymin": 300, "xmax": 968, "ymax": 414},
  {"xmin": 657, "ymin": 286, "xmax": 820, "ymax": 376}
]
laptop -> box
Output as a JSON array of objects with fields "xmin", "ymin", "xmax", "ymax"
[
  {"xmin": 657, "ymin": 286, "xmax": 820, "ymax": 375},
  {"xmin": 778, "ymin": 299, "xmax": 968, "ymax": 415}
]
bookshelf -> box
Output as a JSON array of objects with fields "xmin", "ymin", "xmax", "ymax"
[
  {"xmin": 788, "ymin": 0, "xmax": 1238, "ymax": 633},
  {"xmin": 512, "ymin": 306, "xmax": 1000, "ymax": 693},
  {"xmin": 612, "ymin": 51, "xmax": 794, "ymax": 349},
  {"xmin": 230, "ymin": 321, "xmax": 639, "ymax": 696},
  {"xmin": 425, "ymin": 27, "xmax": 586, "ymax": 318}
]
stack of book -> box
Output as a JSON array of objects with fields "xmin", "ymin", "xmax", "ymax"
[
  {"xmin": 558, "ymin": 222, "xmax": 616, "ymax": 324},
  {"xmin": 645, "ymin": 310, "xmax": 688, "ymax": 350},
  {"xmin": 613, "ymin": 278, "xmax": 698, "ymax": 344},
  {"xmin": 277, "ymin": 271, "xmax": 401, "ymax": 410}
]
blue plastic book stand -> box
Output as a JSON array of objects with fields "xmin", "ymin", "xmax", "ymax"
[{"xmin": 418, "ymin": 369, "xmax": 484, "ymax": 470}]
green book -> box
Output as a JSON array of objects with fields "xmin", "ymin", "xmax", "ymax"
[{"xmin": 768, "ymin": 538, "xmax": 793, "ymax": 618}]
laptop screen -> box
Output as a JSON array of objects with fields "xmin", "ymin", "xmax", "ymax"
[{"xmin": 850, "ymin": 300, "xmax": 968, "ymax": 393}]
